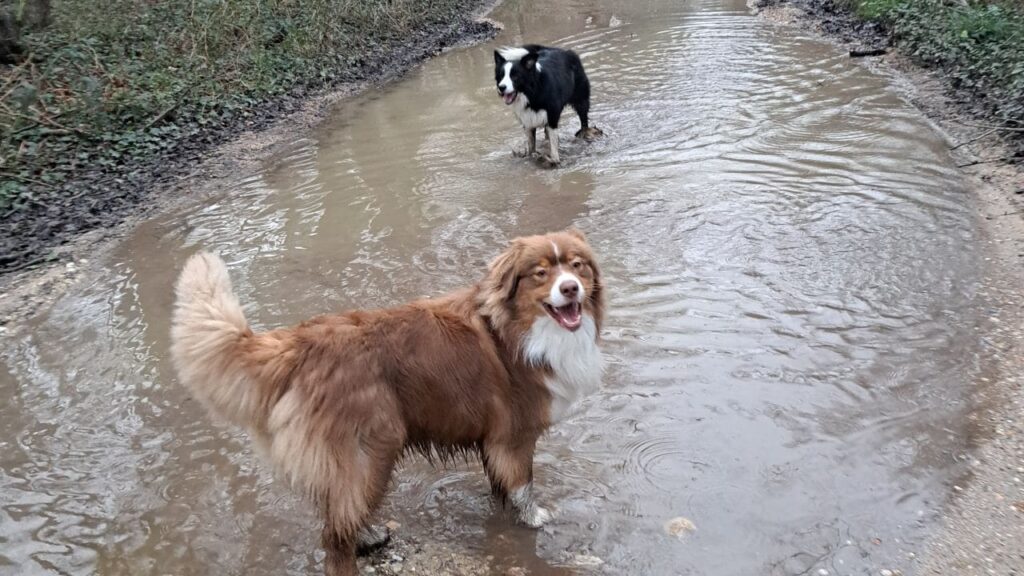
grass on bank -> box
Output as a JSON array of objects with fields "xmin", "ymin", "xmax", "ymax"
[
  {"xmin": 0, "ymin": 0, "xmax": 477, "ymax": 212},
  {"xmin": 843, "ymin": 0, "xmax": 1024, "ymax": 132}
]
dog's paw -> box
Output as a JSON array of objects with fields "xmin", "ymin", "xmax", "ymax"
[
  {"xmin": 355, "ymin": 524, "xmax": 391, "ymax": 556},
  {"xmin": 512, "ymin": 148, "xmax": 535, "ymax": 158},
  {"xmin": 519, "ymin": 504, "xmax": 554, "ymax": 528},
  {"xmin": 575, "ymin": 126, "xmax": 605, "ymax": 141},
  {"xmin": 536, "ymin": 154, "xmax": 560, "ymax": 169}
]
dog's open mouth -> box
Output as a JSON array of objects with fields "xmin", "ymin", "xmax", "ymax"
[
  {"xmin": 544, "ymin": 301, "xmax": 582, "ymax": 331},
  {"xmin": 502, "ymin": 91, "xmax": 518, "ymax": 105}
]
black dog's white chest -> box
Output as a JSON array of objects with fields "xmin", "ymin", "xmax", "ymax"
[{"xmin": 513, "ymin": 95, "xmax": 549, "ymax": 130}]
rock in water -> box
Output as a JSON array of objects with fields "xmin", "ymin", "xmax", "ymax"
[
  {"xmin": 573, "ymin": 554, "xmax": 605, "ymax": 567},
  {"xmin": 664, "ymin": 516, "xmax": 697, "ymax": 541}
]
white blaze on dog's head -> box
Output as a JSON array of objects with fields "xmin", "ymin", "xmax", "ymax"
[
  {"xmin": 544, "ymin": 241, "xmax": 586, "ymax": 330},
  {"xmin": 498, "ymin": 62, "xmax": 515, "ymax": 102},
  {"xmin": 498, "ymin": 46, "xmax": 530, "ymax": 62}
]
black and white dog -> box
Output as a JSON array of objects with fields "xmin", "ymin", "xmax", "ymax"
[{"xmin": 494, "ymin": 45, "xmax": 602, "ymax": 167}]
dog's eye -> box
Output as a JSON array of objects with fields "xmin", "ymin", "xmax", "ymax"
[
  {"xmin": 534, "ymin": 268, "xmax": 548, "ymax": 279},
  {"xmin": 571, "ymin": 260, "xmax": 584, "ymax": 270}
]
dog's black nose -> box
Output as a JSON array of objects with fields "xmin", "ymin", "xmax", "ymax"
[{"xmin": 559, "ymin": 280, "xmax": 579, "ymax": 299}]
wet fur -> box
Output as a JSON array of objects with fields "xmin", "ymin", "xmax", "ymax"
[{"xmin": 170, "ymin": 230, "xmax": 604, "ymax": 576}]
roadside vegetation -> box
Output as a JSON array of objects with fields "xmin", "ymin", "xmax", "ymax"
[
  {"xmin": 0, "ymin": 0, "xmax": 488, "ymax": 271},
  {"xmin": 841, "ymin": 0, "xmax": 1024, "ymax": 133},
  {"xmin": 0, "ymin": 0, "xmax": 482, "ymax": 216}
]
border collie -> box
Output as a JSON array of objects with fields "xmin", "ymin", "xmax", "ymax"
[
  {"xmin": 170, "ymin": 229, "xmax": 604, "ymax": 576},
  {"xmin": 494, "ymin": 45, "xmax": 603, "ymax": 167}
]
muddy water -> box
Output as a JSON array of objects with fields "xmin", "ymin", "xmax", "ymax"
[{"xmin": 0, "ymin": 0, "xmax": 986, "ymax": 574}]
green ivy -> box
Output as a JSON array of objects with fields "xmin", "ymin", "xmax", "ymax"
[{"xmin": 852, "ymin": 0, "xmax": 1024, "ymax": 129}]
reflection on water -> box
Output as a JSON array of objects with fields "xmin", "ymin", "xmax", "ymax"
[{"xmin": 0, "ymin": 0, "xmax": 984, "ymax": 574}]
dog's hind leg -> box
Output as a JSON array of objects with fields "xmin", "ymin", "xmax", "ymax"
[
  {"xmin": 356, "ymin": 524, "xmax": 390, "ymax": 556},
  {"xmin": 573, "ymin": 96, "xmax": 591, "ymax": 135},
  {"xmin": 483, "ymin": 437, "xmax": 551, "ymax": 527},
  {"xmin": 322, "ymin": 523, "xmax": 359, "ymax": 576},
  {"xmin": 571, "ymin": 73, "xmax": 603, "ymax": 140},
  {"xmin": 572, "ymin": 96, "xmax": 603, "ymax": 140},
  {"xmin": 313, "ymin": 393, "xmax": 404, "ymax": 575},
  {"xmin": 320, "ymin": 441, "xmax": 401, "ymax": 575}
]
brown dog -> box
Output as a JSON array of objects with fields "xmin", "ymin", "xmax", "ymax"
[{"xmin": 170, "ymin": 229, "xmax": 604, "ymax": 576}]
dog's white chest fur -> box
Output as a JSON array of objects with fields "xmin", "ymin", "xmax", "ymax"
[
  {"xmin": 514, "ymin": 94, "xmax": 549, "ymax": 130},
  {"xmin": 522, "ymin": 314, "xmax": 602, "ymax": 423}
]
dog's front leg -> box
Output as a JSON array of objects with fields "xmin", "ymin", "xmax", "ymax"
[
  {"xmin": 514, "ymin": 128, "xmax": 537, "ymax": 158},
  {"xmin": 483, "ymin": 439, "xmax": 552, "ymax": 527},
  {"xmin": 539, "ymin": 126, "xmax": 560, "ymax": 168},
  {"xmin": 509, "ymin": 480, "xmax": 553, "ymax": 527}
]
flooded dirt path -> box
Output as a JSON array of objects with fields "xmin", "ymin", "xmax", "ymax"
[{"xmin": 0, "ymin": 0, "xmax": 993, "ymax": 574}]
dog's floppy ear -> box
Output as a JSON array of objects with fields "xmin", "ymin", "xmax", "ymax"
[
  {"xmin": 494, "ymin": 50, "xmax": 506, "ymax": 66},
  {"xmin": 522, "ymin": 52, "xmax": 539, "ymax": 70},
  {"xmin": 479, "ymin": 239, "xmax": 527, "ymax": 329},
  {"xmin": 485, "ymin": 239, "xmax": 524, "ymax": 302},
  {"xmin": 565, "ymin": 227, "xmax": 587, "ymax": 242}
]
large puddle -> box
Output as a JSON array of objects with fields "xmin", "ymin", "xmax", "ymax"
[{"xmin": 0, "ymin": 0, "xmax": 987, "ymax": 574}]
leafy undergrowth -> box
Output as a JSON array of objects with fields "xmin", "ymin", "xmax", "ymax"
[
  {"xmin": 845, "ymin": 0, "xmax": 1024, "ymax": 130},
  {"xmin": 0, "ymin": 0, "xmax": 481, "ymax": 214},
  {"xmin": 0, "ymin": 0, "xmax": 489, "ymax": 271}
]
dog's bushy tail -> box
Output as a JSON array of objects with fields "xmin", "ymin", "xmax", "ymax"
[{"xmin": 171, "ymin": 252, "xmax": 293, "ymax": 431}]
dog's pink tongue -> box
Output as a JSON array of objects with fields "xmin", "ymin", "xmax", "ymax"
[
  {"xmin": 553, "ymin": 303, "xmax": 582, "ymax": 332},
  {"xmin": 503, "ymin": 92, "xmax": 516, "ymax": 105}
]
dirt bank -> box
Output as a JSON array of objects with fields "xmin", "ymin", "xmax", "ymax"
[
  {"xmin": 0, "ymin": 2, "xmax": 498, "ymax": 276},
  {"xmin": 752, "ymin": 1, "xmax": 1024, "ymax": 573},
  {"xmin": 0, "ymin": 6, "xmax": 498, "ymax": 331}
]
